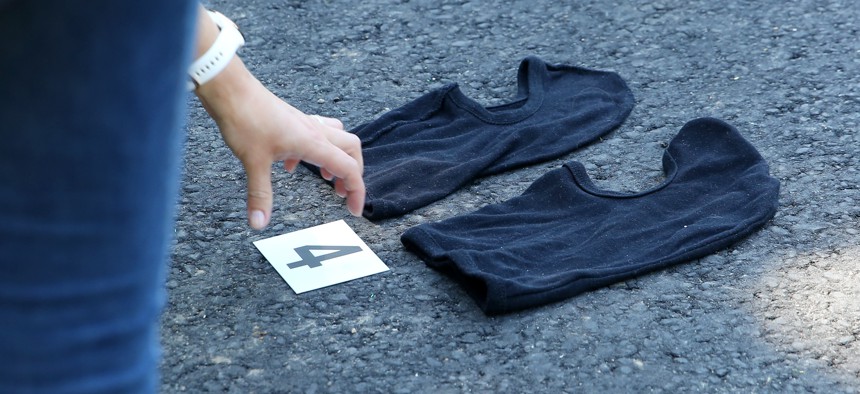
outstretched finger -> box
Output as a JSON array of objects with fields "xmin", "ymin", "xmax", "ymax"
[{"xmin": 243, "ymin": 158, "xmax": 274, "ymax": 229}]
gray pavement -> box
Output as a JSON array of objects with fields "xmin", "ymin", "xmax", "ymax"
[{"xmin": 163, "ymin": 0, "xmax": 860, "ymax": 392}]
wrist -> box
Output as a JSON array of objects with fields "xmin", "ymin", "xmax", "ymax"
[{"xmin": 195, "ymin": 56, "xmax": 261, "ymax": 125}]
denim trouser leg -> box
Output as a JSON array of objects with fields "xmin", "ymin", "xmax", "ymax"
[{"xmin": 0, "ymin": 1, "xmax": 196, "ymax": 392}]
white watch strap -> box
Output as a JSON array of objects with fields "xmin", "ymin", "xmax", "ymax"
[{"xmin": 188, "ymin": 11, "xmax": 245, "ymax": 90}]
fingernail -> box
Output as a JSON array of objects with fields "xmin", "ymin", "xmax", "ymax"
[{"xmin": 250, "ymin": 210, "xmax": 266, "ymax": 229}]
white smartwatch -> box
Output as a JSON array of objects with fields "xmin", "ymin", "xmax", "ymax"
[{"xmin": 188, "ymin": 10, "xmax": 245, "ymax": 90}]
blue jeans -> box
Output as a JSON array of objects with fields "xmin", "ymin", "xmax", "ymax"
[{"xmin": 0, "ymin": 1, "xmax": 196, "ymax": 392}]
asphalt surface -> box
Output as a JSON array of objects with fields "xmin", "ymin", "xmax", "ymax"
[{"xmin": 163, "ymin": 0, "xmax": 860, "ymax": 392}]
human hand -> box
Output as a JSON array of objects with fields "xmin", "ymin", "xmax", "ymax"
[{"xmin": 196, "ymin": 60, "xmax": 365, "ymax": 230}]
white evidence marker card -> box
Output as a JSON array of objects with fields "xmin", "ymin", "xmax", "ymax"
[{"xmin": 253, "ymin": 220, "xmax": 389, "ymax": 294}]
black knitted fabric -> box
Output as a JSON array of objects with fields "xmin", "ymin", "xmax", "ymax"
[
  {"xmin": 401, "ymin": 118, "xmax": 780, "ymax": 314},
  {"xmin": 315, "ymin": 56, "xmax": 635, "ymax": 220}
]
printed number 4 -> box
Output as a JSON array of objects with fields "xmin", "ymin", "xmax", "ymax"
[{"xmin": 287, "ymin": 245, "xmax": 362, "ymax": 269}]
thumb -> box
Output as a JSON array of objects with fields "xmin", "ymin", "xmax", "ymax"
[{"xmin": 244, "ymin": 159, "xmax": 274, "ymax": 230}]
